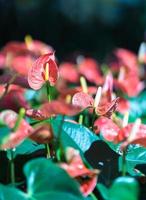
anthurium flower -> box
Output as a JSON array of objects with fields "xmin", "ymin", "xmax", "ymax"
[
  {"xmin": 29, "ymin": 123, "xmax": 53, "ymax": 144},
  {"xmin": 0, "ymin": 85, "xmax": 30, "ymax": 112},
  {"xmin": 59, "ymin": 147, "xmax": 99, "ymax": 196},
  {"xmin": 0, "ymin": 110, "xmax": 33, "ymax": 149},
  {"xmin": 94, "ymin": 116, "xmax": 146, "ymax": 148},
  {"xmin": 114, "ymin": 68, "xmax": 144, "ymax": 97},
  {"xmin": 11, "ymin": 55, "xmax": 34, "ymax": 76},
  {"xmin": 78, "ymin": 58, "xmax": 103, "ymax": 85},
  {"xmin": 72, "ymin": 85, "xmax": 120, "ymax": 118},
  {"xmin": 28, "ymin": 53, "xmax": 59, "ymax": 90},
  {"xmin": 2, "ymin": 41, "xmax": 28, "ymax": 56},
  {"xmin": 25, "ymin": 36, "xmax": 53, "ymax": 56},
  {"xmin": 59, "ymin": 62, "xmax": 79, "ymax": 83},
  {"xmin": 114, "ymin": 48, "xmax": 138, "ymax": 72},
  {"xmin": 26, "ymin": 100, "xmax": 82, "ymax": 120}
]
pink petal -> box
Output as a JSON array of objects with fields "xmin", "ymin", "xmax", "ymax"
[
  {"xmin": 72, "ymin": 92, "xmax": 94, "ymax": 109},
  {"xmin": 0, "ymin": 110, "xmax": 33, "ymax": 149},
  {"xmin": 94, "ymin": 117, "xmax": 120, "ymax": 141},
  {"xmin": 59, "ymin": 62, "xmax": 79, "ymax": 83},
  {"xmin": 78, "ymin": 58, "xmax": 103, "ymax": 84}
]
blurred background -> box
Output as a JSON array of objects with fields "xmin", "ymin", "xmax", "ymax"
[{"xmin": 0, "ymin": 0, "xmax": 146, "ymax": 61}]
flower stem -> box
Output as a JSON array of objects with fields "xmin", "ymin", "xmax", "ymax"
[
  {"xmin": 10, "ymin": 108, "xmax": 26, "ymax": 185},
  {"xmin": 91, "ymin": 108, "xmax": 96, "ymax": 131},
  {"xmin": 46, "ymin": 82, "xmax": 51, "ymax": 103},
  {"xmin": 78, "ymin": 114, "xmax": 83, "ymax": 125},
  {"xmin": 45, "ymin": 82, "xmax": 52, "ymax": 158},
  {"xmin": 122, "ymin": 147, "xmax": 127, "ymax": 176},
  {"xmin": 10, "ymin": 149, "xmax": 15, "ymax": 185},
  {"xmin": 90, "ymin": 192, "xmax": 98, "ymax": 200},
  {"xmin": 12, "ymin": 108, "xmax": 25, "ymax": 132}
]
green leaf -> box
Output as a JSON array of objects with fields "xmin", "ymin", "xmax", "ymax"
[
  {"xmin": 119, "ymin": 145, "xmax": 146, "ymax": 176},
  {"xmin": 6, "ymin": 139, "xmax": 45, "ymax": 159},
  {"xmin": 51, "ymin": 118, "xmax": 99, "ymax": 153},
  {"xmin": 97, "ymin": 183, "xmax": 109, "ymax": 200},
  {"xmin": 97, "ymin": 177, "xmax": 139, "ymax": 200},
  {"xmin": 0, "ymin": 123, "xmax": 11, "ymax": 148},
  {"xmin": 0, "ymin": 184, "xmax": 28, "ymax": 200},
  {"xmin": 109, "ymin": 177, "xmax": 139, "ymax": 200},
  {"xmin": 0, "ymin": 158, "xmax": 84, "ymax": 200}
]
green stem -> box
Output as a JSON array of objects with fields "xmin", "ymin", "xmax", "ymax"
[
  {"xmin": 10, "ymin": 150, "xmax": 15, "ymax": 185},
  {"xmin": 56, "ymin": 115, "xmax": 65, "ymax": 161},
  {"xmin": 45, "ymin": 143, "xmax": 51, "ymax": 159},
  {"xmin": 10, "ymin": 107, "xmax": 25, "ymax": 185},
  {"xmin": 90, "ymin": 192, "xmax": 98, "ymax": 200},
  {"xmin": 45, "ymin": 82, "xmax": 52, "ymax": 158},
  {"xmin": 12, "ymin": 108, "xmax": 25, "ymax": 132},
  {"xmin": 78, "ymin": 114, "xmax": 83, "ymax": 125},
  {"xmin": 122, "ymin": 147, "xmax": 127, "ymax": 176},
  {"xmin": 46, "ymin": 82, "xmax": 51, "ymax": 103},
  {"xmin": 91, "ymin": 108, "xmax": 96, "ymax": 131}
]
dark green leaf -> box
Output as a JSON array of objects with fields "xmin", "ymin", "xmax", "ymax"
[
  {"xmin": 119, "ymin": 145, "xmax": 146, "ymax": 176},
  {"xmin": 6, "ymin": 139, "xmax": 45, "ymax": 159},
  {"xmin": 0, "ymin": 158, "xmax": 84, "ymax": 200},
  {"xmin": 0, "ymin": 123, "xmax": 11, "ymax": 148},
  {"xmin": 97, "ymin": 177, "xmax": 139, "ymax": 200},
  {"xmin": 51, "ymin": 119, "xmax": 99, "ymax": 153},
  {"xmin": 109, "ymin": 176, "xmax": 139, "ymax": 200},
  {"xmin": 97, "ymin": 183, "xmax": 109, "ymax": 200}
]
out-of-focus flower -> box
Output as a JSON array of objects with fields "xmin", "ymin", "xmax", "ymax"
[
  {"xmin": 59, "ymin": 147, "xmax": 99, "ymax": 196},
  {"xmin": 26, "ymin": 100, "xmax": 82, "ymax": 120},
  {"xmin": 94, "ymin": 117, "xmax": 146, "ymax": 148},
  {"xmin": 0, "ymin": 110, "xmax": 33, "ymax": 149}
]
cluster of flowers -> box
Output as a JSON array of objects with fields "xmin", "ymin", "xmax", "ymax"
[{"xmin": 0, "ymin": 36, "xmax": 146, "ymax": 197}]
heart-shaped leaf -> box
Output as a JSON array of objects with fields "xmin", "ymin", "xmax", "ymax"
[
  {"xmin": 0, "ymin": 158, "xmax": 84, "ymax": 200},
  {"xmin": 51, "ymin": 118, "xmax": 99, "ymax": 153},
  {"xmin": 6, "ymin": 139, "xmax": 45, "ymax": 159},
  {"xmin": 97, "ymin": 176, "xmax": 139, "ymax": 200}
]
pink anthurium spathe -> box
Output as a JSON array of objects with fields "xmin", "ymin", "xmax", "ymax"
[
  {"xmin": 94, "ymin": 116, "xmax": 146, "ymax": 148},
  {"xmin": 59, "ymin": 147, "xmax": 99, "ymax": 196},
  {"xmin": 72, "ymin": 85, "xmax": 120, "ymax": 118},
  {"xmin": 59, "ymin": 62, "xmax": 79, "ymax": 83},
  {"xmin": 26, "ymin": 100, "xmax": 82, "ymax": 120},
  {"xmin": 28, "ymin": 53, "xmax": 59, "ymax": 90},
  {"xmin": 78, "ymin": 58, "xmax": 103, "ymax": 85},
  {"xmin": 0, "ymin": 110, "xmax": 33, "ymax": 149}
]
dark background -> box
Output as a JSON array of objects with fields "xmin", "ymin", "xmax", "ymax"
[{"xmin": 0, "ymin": 0, "xmax": 146, "ymax": 61}]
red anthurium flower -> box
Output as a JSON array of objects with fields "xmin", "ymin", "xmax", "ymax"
[
  {"xmin": 29, "ymin": 123, "xmax": 53, "ymax": 144},
  {"xmin": 72, "ymin": 92, "xmax": 94, "ymax": 110},
  {"xmin": 94, "ymin": 117, "xmax": 146, "ymax": 148},
  {"xmin": 114, "ymin": 71, "xmax": 144, "ymax": 97},
  {"xmin": 78, "ymin": 58, "xmax": 103, "ymax": 85},
  {"xmin": 59, "ymin": 147, "xmax": 99, "ymax": 196},
  {"xmin": 25, "ymin": 38, "xmax": 53, "ymax": 56},
  {"xmin": 94, "ymin": 117, "xmax": 120, "ymax": 141},
  {"xmin": 117, "ymin": 97, "xmax": 130, "ymax": 114},
  {"xmin": 2, "ymin": 41, "xmax": 28, "ymax": 56},
  {"xmin": 59, "ymin": 62, "xmax": 79, "ymax": 83},
  {"xmin": 72, "ymin": 85, "xmax": 120, "ymax": 118},
  {"xmin": 114, "ymin": 48, "xmax": 138, "ymax": 72},
  {"xmin": 0, "ymin": 85, "xmax": 30, "ymax": 112},
  {"xmin": 28, "ymin": 53, "xmax": 59, "ymax": 90},
  {"xmin": 0, "ymin": 110, "xmax": 33, "ymax": 149},
  {"xmin": 11, "ymin": 55, "xmax": 34, "ymax": 76},
  {"xmin": 26, "ymin": 100, "xmax": 82, "ymax": 120}
]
